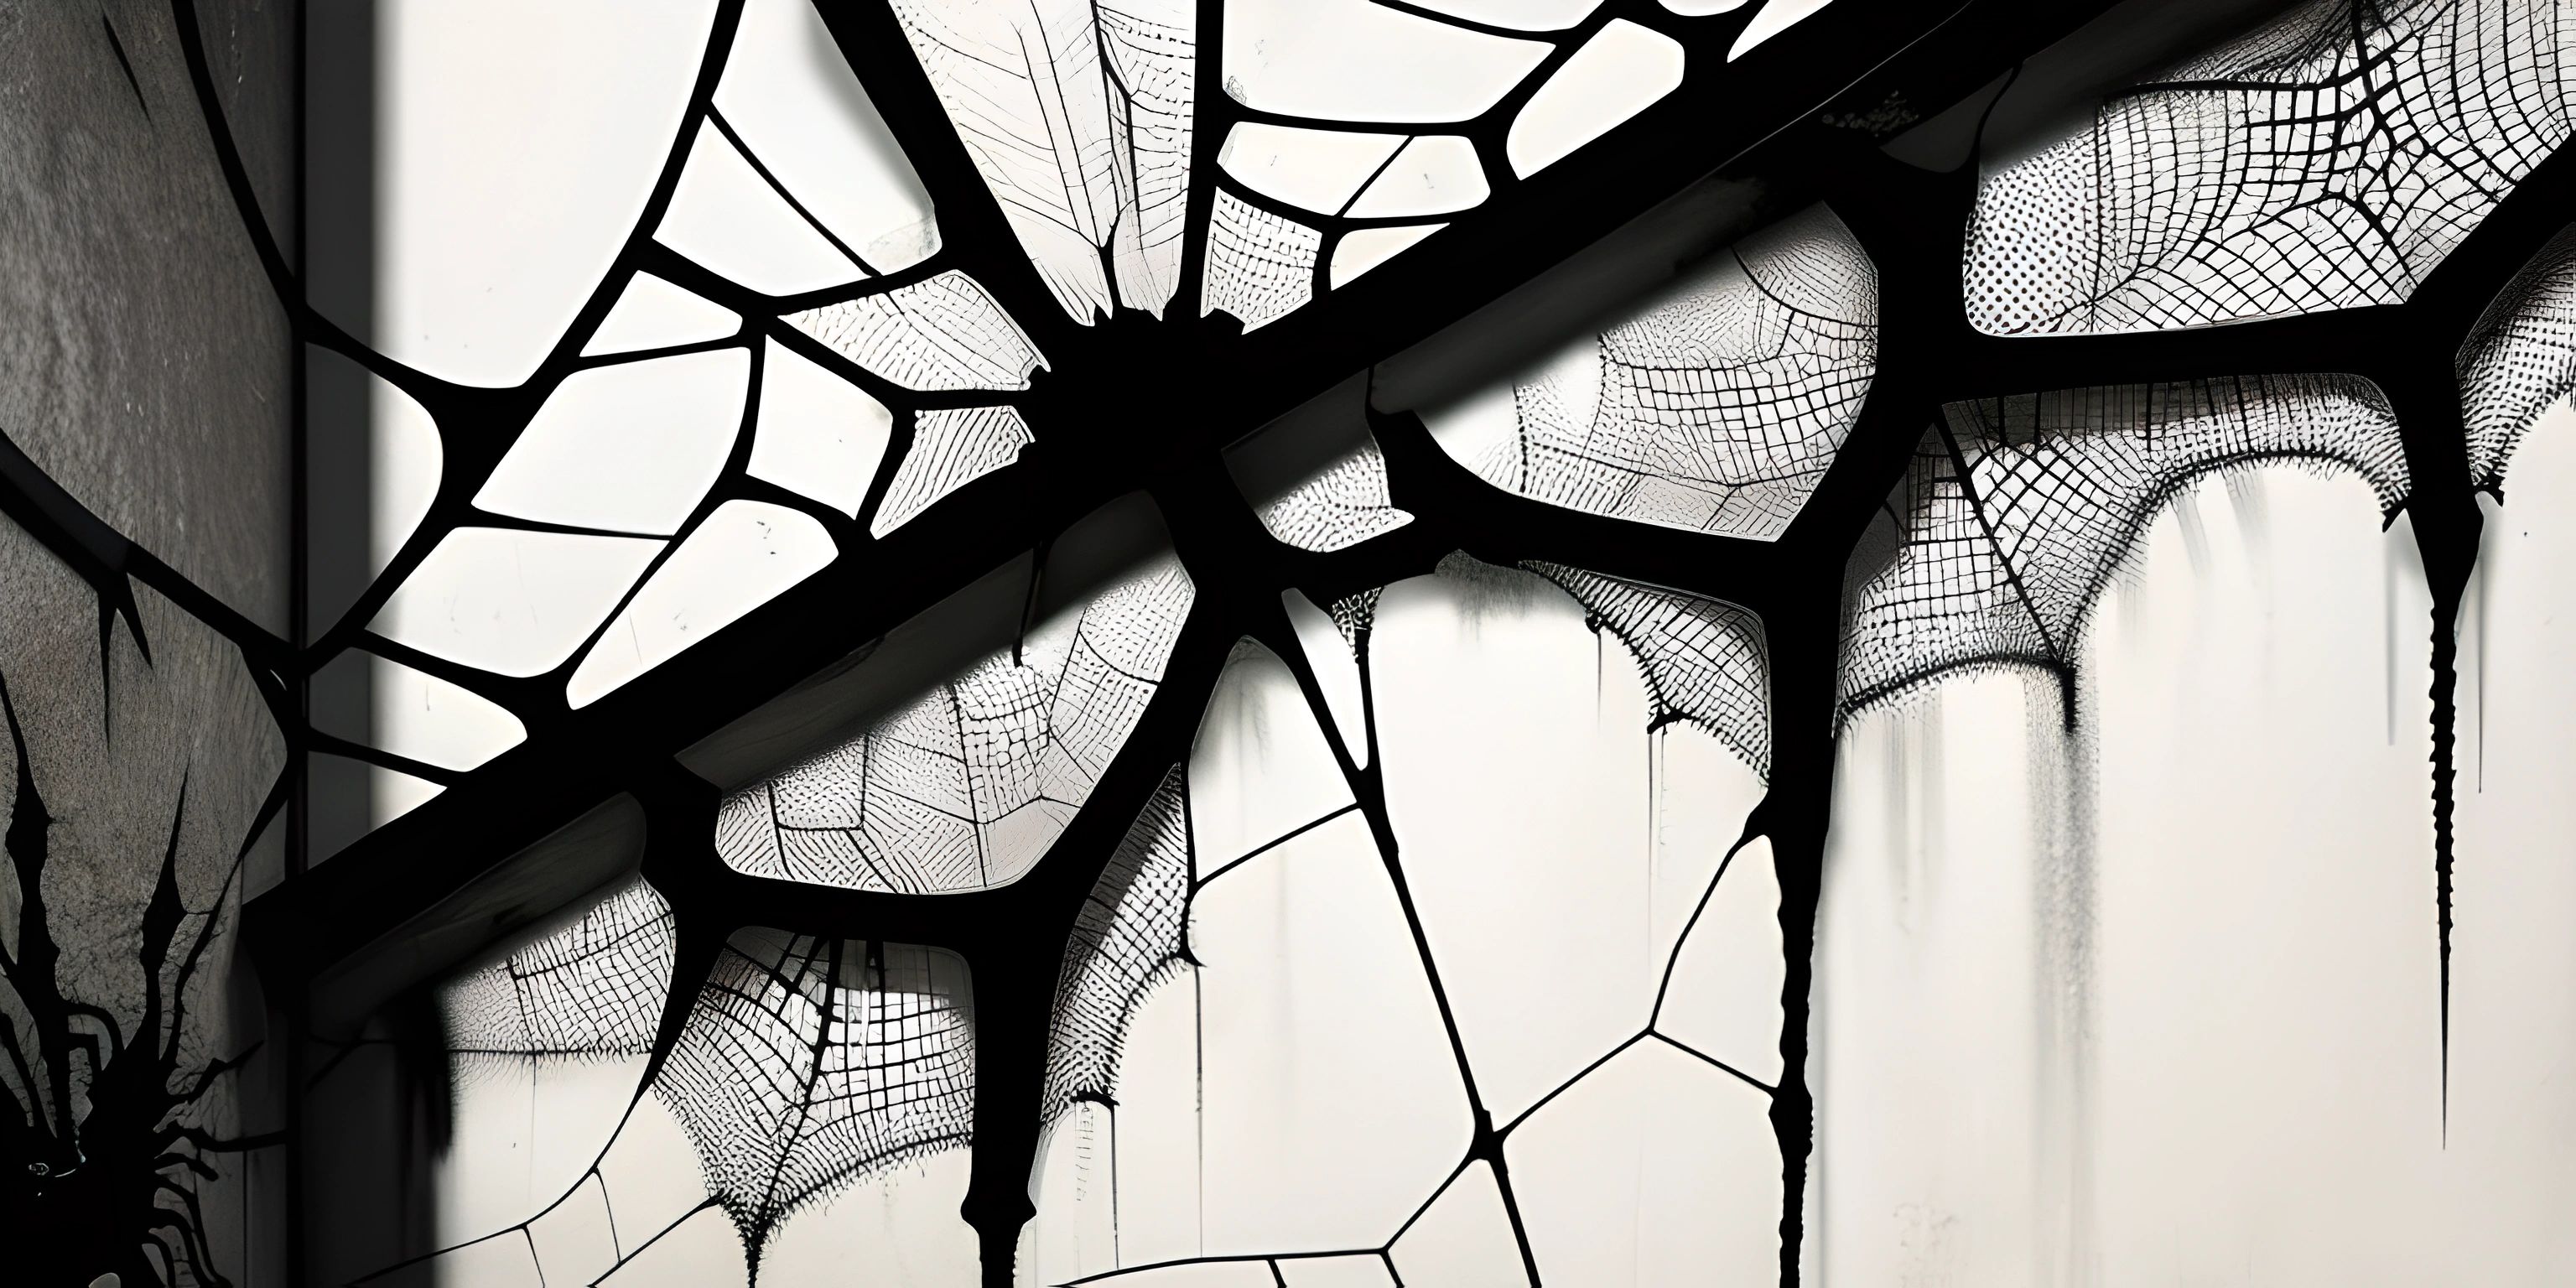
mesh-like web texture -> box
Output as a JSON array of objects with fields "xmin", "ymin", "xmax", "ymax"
[
  {"xmin": 715, "ymin": 560, "xmax": 1196, "ymax": 894},
  {"xmin": 1201, "ymin": 190, "xmax": 1322, "ymax": 333},
  {"xmin": 1256, "ymin": 444, "xmax": 1415, "ymax": 552},
  {"xmin": 2459, "ymin": 223, "xmax": 2576, "ymax": 491},
  {"xmin": 655, "ymin": 932, "xmax": 974, "ymax": 1259},
  {"xmin": 873, "ymin": 406, "xmax": 1036, "ymax": 539},
  {"xmin": 1839, "ymin": 376, "xmax": 2411, "ymax": 717},
  {"xmin": 1521, "ymin": 561, "xmax": 1774, "ymax": 776},
  {"xmin": 1966, "ymin": 0, "xmax": 2576, "ymax": 335},
  {"xmin": 439, "ymin": 877, "xmax": 676, "ymax": 1062},
  {"xmin": 1480, "ymin": 206, "xmax": 1879, "ymax": 539},
  {"xmin": 890, "ymin": 0, "xmax": 1193, "ymax": 322},
  {"xmin": 784, "ymin": 271, "xmax": 1045, "ymax": 391},
  {"xmin": 1039, "ymin": 766, "xmax": 1192, "ymax": 1120}
]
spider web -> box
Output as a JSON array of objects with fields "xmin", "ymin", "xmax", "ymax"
[
  {"xmin": 890, "ymin": 0, "xmax": 1195, "ymax": 322},
  {"xmin": 1201, "ymin": 190, "xmax": 1323, "ymax": 333},
  {"xmin": 439, "ymin": 877, "xmax": 677, "ymax": 1066},
  {"xmin": 1966, "ymin": 0, "xmax": 2576, "ymax": 335},
  {"xmin": 1255, "ymin": 443, "xmax": 1415, "ymax": 553},
  {"xmin": 656, "ymin": 932, "xmax": 977, "ymax": 1270},
  {"xmin": 1040, "ymin": 765, "xmax": 1192, "ymax": 1121},
  {"xmin": 715, "ymin": 559, "xmax": 1196, "ymax": 893},
  {"xmin": 874, "ymin": 405, "xmax": 1037, "ymax": 539},
  {"xmin": 1473, "ymin": 205, "xmax": 1879, "ymax": 539},
  {"xmin": 1522, "ymin": 562, "xmax": 1774, "ymax": 776},
  {"xmin": 2459, "ymin": 222, "xmax": 2576, "ymax": 492},
  {"xmin": 1838, "ymin": 376, "xmax": 2413, "ymax": 719},
  {"xmin": 783, "ymin": 270, "xmax": 1047, "ymax": 391}
]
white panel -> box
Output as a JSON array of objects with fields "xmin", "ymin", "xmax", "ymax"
[
  {"xmin": 375, "ymin": 1, "xmax": 718, "ymax": 387},
  {"xmin": 1505, "ymin": 1041, "xmax": 1779, "ymax": 1284},
  {"xmin": 655, "ymin": 122, "xmax": 864, "ymax": 296},
  {"xmin": 366, "ymin": 652, "xmax": 527, "ymax": 771},
  {"xmin": 1023, "ymin": 1101, "xmax": 1122, "ymax": 1285},
  {"xmin": 372, "ymin": 527, "xmax": 664, "ymax": 677},
  {"xmin": 526, "ymin": 1176, "xmax": 621, "ymax": 1288},
  {"xmin": 595, "ymin": 1203, "xmax": 750, "ymax": 1288},
  {"xmin": 747, "ymin": 338, "xmax": 892, "ymax": 518},
  {"xmin": 1813, "ymin": 670, "xmax": 2058, "ymax": 1288},
  {"xmin": 1328, "ymin": 224, "xmax": 1446, "ymax": 290},
  {"xmin": 475, "ymin": 348, "xmax": 748, "ymax": 536},
  {"xmin": 1506, "ymin": 20, "xmax": 1685, "ymax": 178},
  {"xmin": 1815, "ymin": 468, "xmax": 2466, "ymax": 1284},
  {"xmin": 432, "ymin": 1053, "xmax": 651, "ymax": 1249},
  {"xmin": 1372, "ymin": 564, "xmax": 1765, "ymax": 1121},
  {"xmin": 413, "ymin": 1236, "xmax": 543, "ymax": 1288},
  {"xmin": 1187, "ymin": 815, "xmax": 1472, "ymax": 1254},
  {"xmin": 717, "ymin": 0, "xmax": 940, "ymax": 272},
  {"xmin": 1279, "ymin": 1254, "xmax": 1394, "ymax": 1286},
  {"xmin": 1218, "ymin": 122, "xmax": 1405, "ymax": 214},
  {"xmin": 567, "ymin": 501, "xmax": 837, "ymax": 708},
  {"xmin": 1387, "ymin": 1161, "xmax": 1525, "ymax": 1287},
  {"xmin": 1730, "ymin": 0, "xmax": 1837, "ymax": 60},
  {"xmin": 595, "ymin": 1098, "xmax": 721, "ymax": 1259},
  {"xmin": 1663, "ymin": 0, "xmax": 1749, "ymax": 12},
  {"xmin": 1398, "ymin": 0, "xmax": 1602, "ymax": 28},
  {"xmin": 2454, "ymin": 402, "xmax": 2576, "ymax": 1284},
  {"xmin": 582, "ymin": 273, "xmax": 740, "ymax": 356},
  {"xmin": 1655, "ymin": 835, "xmax": 1785, "ymax": 1083},
  {"xmin": 2085, "ymin": 475, "xmax": 2466, "ymax": 1283},
  {"xmin": 1074, "ymin": 1264, "xmax": 1277, "ymax": 1288},
  {"xmin": 1189, "ymin": 641, "xmax": 1356, "ymax": 870},
  {"xmin": 1223, "ymin": 0, "xmax": 1550, "ymax": 124},
  {"xmin": 1347, "ymin": 137, "xmax": 1488, "ymax": 219}
]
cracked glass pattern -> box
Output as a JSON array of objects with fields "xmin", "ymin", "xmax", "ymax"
[{"xmin": 1015, "ymin": 555, "xmax": 1782, "ymax": 1285}]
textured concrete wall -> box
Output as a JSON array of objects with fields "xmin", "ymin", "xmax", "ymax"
[{"xmin": 0, "ymin": 3, "xmax": 295, "ymax": 1284}]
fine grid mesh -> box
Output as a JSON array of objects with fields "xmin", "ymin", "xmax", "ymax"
[
  {"xmin": 715, "ymin": 560, "xmax": 1196, "ymax": 895},
  {"xmin": 1039, "ymin": 766, "xmax": 1193, "ymax": 1121},
  {"xmin": 1966, "ymin": 0, "xmax": 2576, "ymax": 336},
  {"xmin": 1524, "ymin": 561, "xmax": 1774, "ymax": 778},
  {"xmin": 2459, "ymin": 222, "xmax": 2576, "ymax": 491},
  {"xmin": 439, "ymin": 876, "xmax": 676, "ymax": 1064},
  {"xmin": 785, "ymin": 270, "xmax": 1046, "ymax": 392},
  {"xmin": 1481, "ymin": 205, "xmax": 1879, "ymax": 540},
  {"xmin": 656, "ymin": 932, "xmax": 976, "ymax": 1259},
  {"xmin": 890, "ymin": 0, "xmax": 1194, "ymax": 322},
  {"xmin": 1202, "ymin": 190, "xmax": 1323, "ymax": 333},
  {"xmin": 1257, "ymin": 443, "xmax": 1415, "ymax": 553},
  {"xmin": 1839, "ymin": 376, "xmax": 2411, "ymax": 719},
  {"xmin": 873, "ymin": 405, "xmax": 1036, "ymax": 539}
]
